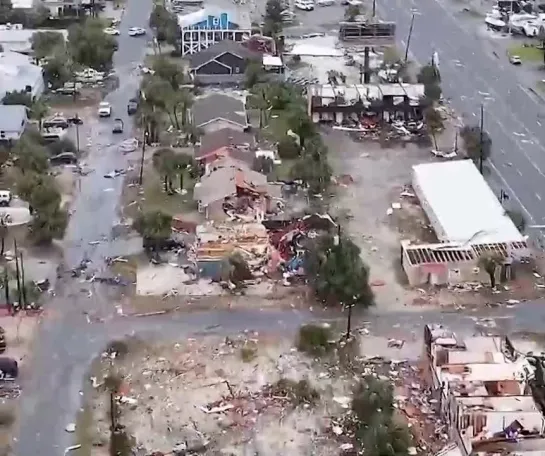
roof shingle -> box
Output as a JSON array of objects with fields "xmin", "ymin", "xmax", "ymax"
[
  {"xmin": 198, "ymin": 128, "xmax": 254, "ymax": 157},
  {"xmin": 188, "ymin": 40, "xmax": 258, "ymax": 69},
  {"xmin": 192, "ymin": 94, "xmax": 247, "ymax": 128}
]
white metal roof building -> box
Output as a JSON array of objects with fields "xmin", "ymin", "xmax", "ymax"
[{"xmin": 412, "ymin": 160, "xmax": 524, "ymax": 245}]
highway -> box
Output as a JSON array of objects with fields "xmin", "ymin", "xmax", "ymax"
[{"xmin": 377, "ymin": 0, "xmax": 545, "ymax": 238}]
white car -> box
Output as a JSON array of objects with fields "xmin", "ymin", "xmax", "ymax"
[
  {"xmin": 98, "ymin": 101, "xmax": 112, "ymax": 117},
  {"xmin": 294, "ymin": 0, "xmax": 314, "ymax": 10},
  {"xmin": 104, "ymin": 27, "xmax": 120, "ymax": 35},
  {"xmin": 128, "ymin": 27, "xmax": 146, "ymax": 36},
  {"xmin": 509, "ymin": 55, "xmax": 522, "ymax": 65}
]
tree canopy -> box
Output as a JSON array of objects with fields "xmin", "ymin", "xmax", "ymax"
[
  {"xmin": 263, "ymin": 0, "xmax": 283, "ymax": 36},
  {"xmin": 305, "ymin": 233, "xmax": 375, "ymax": 309},
  {"xmin": 31, "ymin": 31, "xmax": 65, "ymax": 61},
  {"xmin": 133, "ymin": 210, "xmax": 173, "ymax": 248},
  {"xmin": 149, "ymin": 4, "xmax": 179, "ymax": 50},
  {"xmin": 460, "ymin": 124, "xmax": 493, "ymax": 163},
  {"xmin": 68, "ymin": 18, "xmax": 117, "ymax": 70}
]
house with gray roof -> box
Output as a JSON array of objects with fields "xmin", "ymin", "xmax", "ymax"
[
  {"xmin": 191, "ymin": 93, "xmax": 248, "ymax": 133},
  {"xmin": 0, "ymin": 105, "xmax": 28, "ymax": 141},
  {"xmin": 188, "ymin": 40, "xmax": 260, "ymax": 86}
]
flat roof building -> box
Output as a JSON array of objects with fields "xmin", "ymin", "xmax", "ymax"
[{"xmin": 412, "ymin": 160, "xmax": 524, "ymax": 245}]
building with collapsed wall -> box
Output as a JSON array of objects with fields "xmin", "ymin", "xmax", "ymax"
[
  {"xmin": 307, "ymin": 83, "xmax": 425, "ymax": 124},
  {"xmin": 402, "ymin": 160, "xmax": 529, "ymax": 286},
  {"xmin": 423, "ymin": 325, "xmax": 545, "ymax": 456}
]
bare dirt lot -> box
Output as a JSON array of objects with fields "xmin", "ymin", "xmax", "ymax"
[{"xmin": 324, "ymin": 128, "xmax": 545, "ymax": 310}]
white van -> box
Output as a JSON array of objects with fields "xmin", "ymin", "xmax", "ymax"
[{"xmin": 295, "ymin": 0, "xmax": 314, "ymax": 10}]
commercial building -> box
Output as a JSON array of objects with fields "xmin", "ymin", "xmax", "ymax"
[{"xmin": 402, "ymin": 160, "xmax": 529, "ymax": 286}]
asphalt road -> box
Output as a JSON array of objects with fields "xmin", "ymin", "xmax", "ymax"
[{"xmin": 373, "ymin": 0, "xmax": 545, "ymax": 241}]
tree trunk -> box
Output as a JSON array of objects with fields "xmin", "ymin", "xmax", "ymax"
[
  {"xmin": 163, "ymin": 175, "xmax": 168, "ymax": 192},
  {"xmin": 181, "ymin": 106, "xmax": 188, "ymax": 127},
  {"xmin": 488, "ymin": 271, "xmax": 496, "ymax": 288},
  {"xmin": 432, "ymin": 131, "xmax": 438, "ymax": 150},
  {"xmin": 179, "ymin": 172, "xmax": 184, "ymax": 190},
  {"xmin": 173, "ymin": 106, "xmax": 180, "ymax": 130},
  {"xmin": 1, "ymin": 237, "xmax": 5, "ymax": 256}
]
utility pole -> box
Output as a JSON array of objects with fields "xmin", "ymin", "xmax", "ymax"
[
  {"xmin": 19, "ymin": 252, "xmax": 26, "ymax": 309},
  {"xmin": 3, "ymin": 269, "xmax": 10, "ymax": 314},
  {"xmin": 75, "ymin": 113, "xmax": 80, "ymax": 154},
  {"xmin": 372, "ymin": 0, "xmax": 376, "ymax": 17},
  {"xmin": 138, "ymin": 129, "xmax": 147, "ymax": 186},
  {"xmin": 479, "ymin": 103, "xmax": 485, "ymax": 175},
  {"xmin": 334, "ymin": 224, "xmax": 353, "ymax": 339},
  {"xmin": 404, "ymin": 14, "xmax": 415, "ymax": 62},
  {"xmin": 13, "ymin": 240, "xmax": 21, "ymax": 312}
]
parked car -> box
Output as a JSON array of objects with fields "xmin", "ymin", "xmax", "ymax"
[
  {"xmin": 295, "ymin": 0, "xmax": 314, "ymax": 9},
  {"xmin": 42, "ymin": 128, "xmax": 68, "ymax": 142},
  {"xmin": 0, "ymin": 191, "xmax": 11, "ymax": 207},
  {"xmin": 112, "ymin": 118, "xmax": 124, "ymax": 133},
  {"xmin": 98, "ymin": 101, "xmax": 112, "ymax": 117},
  {"xmin": 127, "ymin": 98, "xmax": 138, "ymax": 115},
  {"xmin": 58, "ymin": 81, "xmax": 82, "ymax": 95},
  {"xmin": 75, "ymin": 68, "xmax": 105, "ymax": 83},
  {"xmin": 509, "ymin": 54, "xmax": 522, "ymax": 65},
  {"xmin": 0, "ymin": 357, "xmax": 18, "ymax": 379},
  {"xmin": 104, "ymin": 27, "xmax": 120, "ymax": 35},
  {"xmin": 128, "ymin": 27, "xmax": 146, "ymax": 36},
  {"xmin": 43, "ymin": 116, "xmax": 69, "ymax": 129},
  {"xmin": 50, "ymin": 152, "xmax": 78, "ymax": 166},
  {"xmin": 67, "ymin": 115, "xmax": 83, "ymax": 125}
]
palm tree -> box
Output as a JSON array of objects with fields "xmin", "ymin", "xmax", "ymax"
[
  {"xmin": 152, "ymin": 148, "xmax": 177, "ymax": 193},
  {"xmin": 249, "ymin": 85, "xmax": 270, "ymax": 129},
  {"xmin": 0, "ymin": 215, "xmax": 8, "ymax": 256},
  {"xmin": 30, "ymin": 99, "xmax": 49, "ymax": 132},
  {"xmin": 174, "ymin": 153, "xmax": 196, "ymax": 190},
  {"xmin": 178, "ymin": 89, "xmax": 193, "ymax": 128},
  {"xmin": 478, "ymin": 252, "xmax": 503, "ymax": 288},
  {"xmin": 133, "ymin": 210, "xmax": 173, "ymax": 251}
]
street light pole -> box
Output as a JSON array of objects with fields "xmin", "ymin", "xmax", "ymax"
[
  {"xmin": 372, "ymin": 0, "xmax": 376, "ymax": 17},
  {"xmin": 479, "ymin": 103, "xmax": 484, "ymax": 175},
  {"xmin": 138, "ymin": 129, "xmax": 147, "ymax": 186},
  {"xmin": 404, "ymin": 14, "xmax": 415, "ymax": 63},
  {"xmin": 75, "ymin": 113, "xmax": 80, "ymax": 154}
]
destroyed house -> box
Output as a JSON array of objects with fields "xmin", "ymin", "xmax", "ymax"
[
  {"xmin": 195, "ymin": 222, "xmax": 269, "ymax": 278},
  {"xmin": 423, "ymin": 325, "xmax": 545, "ymax": 456},
  {"xmin": 193, "ymin": 159, "xmax": 269, "ymax": 220},
  {"xmin": 307, "ymin": 83, "xmax": 425, "ymax": 124}
]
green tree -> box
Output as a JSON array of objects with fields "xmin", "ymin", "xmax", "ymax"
[
  {"xmin": 68, "ymin": 18, "xmax": 117, "ymax": 70},
  {"xmin": 42, "ymin": 53, "xmax": 72, "ymax": 89},
  {"xmin": 249, "ymin": 84, "xmax": 270, "ymax": 129},
  {"xmin": 263, "ymin": 0, "xmax": 283, "ymax": 36},
  {"xmin": 478, "ymin": 252, "xmax": 503, "ymax": 288},
  {"xmin": 344, "ymin": 4, "xmax": 361, "ymax": 21},
  {"xmin": 290, "ymin": 154, "xmax": 332, "ymax": 195},
  {"xmin": 460, "ymin": 124, "xmax": 493, "ymax": 164},
  {"xmin": 287, "ymin": 107, "xmax": 316, "ymax": 147},
  {"xmin": 423, "ymin": 106, "xmax": 443, "ymax": 149},
  {"xmin": 149, "ymin": 4, "xmax": 179, "ymax": 52},
  {"xmin": 417, "ymin": 64, "xmax": 441, "ymax": 85},
  {"xmin": 2, "ymin": 90, "xmax": 32, "ymax": 107},
  {"xmin": 152, "ymin": 57, "xmax": 186, "ymax": 91},
  {"xmin": 352, "ymin": 377, "xmax": 394, "ymax": 431},
  {"xmin": 361, "ymin": 417, "xmax": 412, "ymax": 456},
  {"xmin": 174, "ymin": 153, "xmax": 196, "ymax": 190},
  {"xmin": 277, "ymin": 136, "xmax": 300, "ymax": 159},
  {"xmin": 30, "ymin": 31, "xmax": 65, "ymax": 62},
  {"xmin": 29, "ymin": 206, "xmax": 68, "ymax": 245},
  {"xmin": 305, "ymin": 233, "xmax": 374, "ymax": 308},
  {"xmin": 133, "ymin": 210, "xmax": 173, "ymax": 250},
  {"xmin": 152, "ymin": 148, "xmax": 177, "ymax": 193},
  {"xmin": 0, "ymin": 0, "xmax": 12, "ymax": 23},
  {"xmin": 13, "ymin": 138, "xmax": 49, "ymax": 174},
  {"xmin": 245, "ymin": 60, "xmax": 265, "ymax": 89},
  {"xmin": 30, "ymin": 99, "xmax": 49, "ymax": 131}
]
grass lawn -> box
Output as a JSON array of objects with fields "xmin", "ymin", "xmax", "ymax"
[
  {"xmin": 260, "ymin": 111, "xmax": 292, "ymax": 141},
  {"xmin": 141, "ymin": 166, "xmax": 197, "ymax": 216},
  {"xmin": 508, "ymin": 44, "xmax": 544, "ymax": 62}
]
